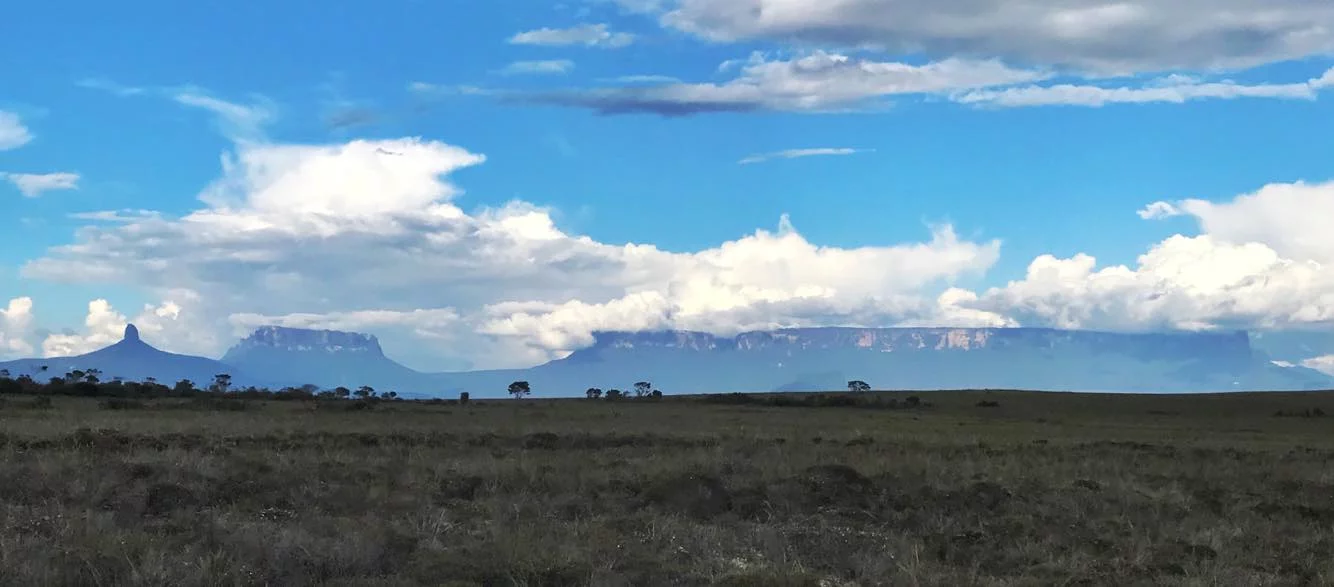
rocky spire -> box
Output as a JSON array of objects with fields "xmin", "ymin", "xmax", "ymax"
[{"xmin": 124, "ymin": 323, "xmax": 140, "ymax": 343}]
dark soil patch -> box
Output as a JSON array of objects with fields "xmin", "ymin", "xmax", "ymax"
[{"xmin": 643, "ymin": 473, "xmax": 732, "ymax": 519}]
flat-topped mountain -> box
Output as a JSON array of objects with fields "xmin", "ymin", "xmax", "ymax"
[
  {"xmin": 221, "ymin": 326, "xmax": 430, "ymax": 392},
  {"xmin": 228, "ymin": 326, "xmax": 384, "ymax": 355}
]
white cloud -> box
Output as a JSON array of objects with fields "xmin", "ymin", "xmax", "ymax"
[
  {"xmin": 1303, "ymin": 355, "xmax": 1334, "ymax": 376},
  {"xmin": 955, "ymin": 180, "xmax": 1334, "ymax": 334},
  {"xmin": 41, "ymin": 299, "xmax": 129, "ymax": 358},
  {"xmin": 76, "ymin": 77, "xmax": 147, "ymax": 97},
  {"xmin": 651, "ymin": 0, "xmax": 1334, "ymax": 74},
  {"xmin": 40, "ymin": 293, "xmax": 220, "ymax": 359},
  {"xmin": 0, "ymin": 297, "xmax": 35, "ymax": 358},
  {"xmin": 3, "ymin": 172, "xmax": 80, "ymax": 198},
  {"xmin": 533, "ymin": 51, "xmax": 1049, "ymax": 114},
  {"xmin": 228, "ymin": 307, "xmax": 462, "ymax": 339},
  {"xmin": 509, "ymin": 23, "xmax": 635, "ymax": 48},
  {"xmin": 738, "ymin": 147, "xmax": 870, "ymax": 165},
  {"xmin": 76, "ymin": 79, "xmax": 276, "ymax": 140},
  {"xmin": 601, "ymin": 74, "xmax": 681, "ymax": 84},
  {"xmin": 498, "ymin": 60, "xmax": 576, "ymax": 76},
  {"xmin": 1169, "ymin": 180, "xmax": 1334, "ymax": 264},
  {"xmin": 173, "ymin": 91, "xmax": 276, "ymax": 141},
  {"xmin": 0, "ymin": 111, "xmax": 33, "ymax": 151},
  {"xmin": 608, "ymin": 0, "xmax": 663, "ymax": 14},
  {"xmin": 1137, "ymin": 201, "xmax": 1182, "ymax": 220},
  {"xmin": 23, "ymin": 137, "xmax": 1000, "ymax": 369},
  {"xmin": 898, "ymin": 288, "xmax": 1018, "ymax": 329},
  {"xmin": 970, "ymin": 240, "xmax": 1334, "ymax": 331},
  {"xmin": 68, "ymin": 209, "xmax": 162, "ymax": 222},
  {"xmin": 954, "ymin": 68, "xmax": 1334, "ymax": 107},
  {"xmin": 407, "ymin": 82, "xmax": 495, "ymax": 98}
]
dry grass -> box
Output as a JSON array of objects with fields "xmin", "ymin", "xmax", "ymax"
[{"xmin": 2, "ymin": 390, "xmax": 1334, "ymax": 586}]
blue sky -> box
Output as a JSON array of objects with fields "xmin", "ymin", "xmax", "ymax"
[{"xmin": 4, "ymin": 0, "xmax": 1334, "ymax": 373}]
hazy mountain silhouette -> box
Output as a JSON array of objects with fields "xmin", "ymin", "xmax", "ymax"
[
  {"xmin": 0, "ymin": 325, "xmax": 257, "ymax": 387},
  {"xmin": 3, "ymin": 325, "xmax": 1331, "ymax": 397},
  {"xmin": 427, "ymin": 328, "xmax": 1334, "ymax": 397}
]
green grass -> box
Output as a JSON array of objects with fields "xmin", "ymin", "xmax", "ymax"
[{"xmin": 2, "ymin": 390, "xmax": 1334, "ymax": 585}]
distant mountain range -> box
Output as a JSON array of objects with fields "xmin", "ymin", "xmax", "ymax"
[{"xmin": 1, "ymin": 324, "xmax": 1331, "ymax": 397}]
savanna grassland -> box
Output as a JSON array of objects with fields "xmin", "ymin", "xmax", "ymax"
[{"xmin": 2, "ymin": 390, "xmax": 1333, "ymax": 586}]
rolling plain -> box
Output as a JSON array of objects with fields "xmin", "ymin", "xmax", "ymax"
[{"xmin": 2, "ymin": 390, "xmax": 1332, "ymax": 586}]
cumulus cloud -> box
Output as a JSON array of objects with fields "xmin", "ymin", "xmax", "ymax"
[
  {"xmin": 498, "ymin": 60, "xmax": 576, "ymax": 76},
  {"xmin": 1, "ymin": 298, "xmax": 35, "ymax": 358},
  {"xmin": 3, "ymin": 172, "xmax": 80, "ymax": 198},
  {"xmin": 738, "ymin": 147, "xmax": 870, "ymax": 165},
  {"xmin": 0, "ymin": 111, "xmax": 33, "ymax": 151},
  {"xmin": 526, "ymin": 51, "xmax": 1048, "ymax": 115},
  {"xmin": 40, "ymin": 299, "xmax": 130, "ymax": 357},
  {"xmin": 24, "ymin": 137, "xmax": 1000, "ymax": 369},
  {"xmin": 884, "ymin": 178, "xmax": 1334, "ymax": 338},
  {"xmin": 954, "ymin": 67, "xmax": 1334, "ymax": 107},
  {"xmin": 1167, "ymin": 180, "xmax": 1334, "ymax": 264},
  {"xmin": 973, "ymin": 241, "xmax": 1331, "ymax": 331},
  {"xmin": 648, "ymin": 0, "xmax": 1334, "ymax": 74},
  {"xmin": 508, "ymin": 23, "xmax": 635, "ymax": 48},
  {"xmin": 39, "ymin": 293, "xmax": 221, "ymax": 359}
]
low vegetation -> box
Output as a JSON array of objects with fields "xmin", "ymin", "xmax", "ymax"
[{"xmin": 2, "ymin": 371, "xmax": 1334, "ymax": 585}]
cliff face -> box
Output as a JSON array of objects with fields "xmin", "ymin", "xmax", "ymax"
[
  {"xmin": 504, "ymin": 326, "xmax": 1316, "ymax": 396},
  {"xmin": 222, "ymin": 327, "xmax": 427, "ymax": 392},
  {"xmin": 225, "ymin": 326, "xmax": 385, "ymax": 357},
  {"xmin": 583, "ymin": 327, "xmax": 1254, "ymax": 361}
]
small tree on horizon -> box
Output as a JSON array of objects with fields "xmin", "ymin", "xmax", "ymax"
[
  {"xmin": 605, "ymin": 389, "xmax": 623, "ymax": 400},
  {"xmin": 586, "ymin": 387, "xmax": 603, "ymax": 399},
  {"xmin": 459, "ymin": 391, "xmax": 470, "ymax": 404},
  {"xmin": 335, "ymin": 386, "xmax": 351, "ymax": 399},
  {"xmin": 508, "ymin": 381, "xmax": 531, "ymax": 399},
  {"xmin": 634, "ymin": 381, "xmax": 652, "ymax": 398},
  {"xmin": 211, "ymin": 373, "xmax": 232, "ymax": 393},
  {"xmin": 355, "ymin": 385, "xmax": 375, "ymax": 399},
  {"xmin": 847, "ymin": 380, "xmax": 871, "ymax": 393}
]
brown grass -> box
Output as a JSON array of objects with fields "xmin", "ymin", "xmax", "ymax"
[{"xmin": 2, "ymin": 390, "xmax": 1333, "ymax": 585}]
